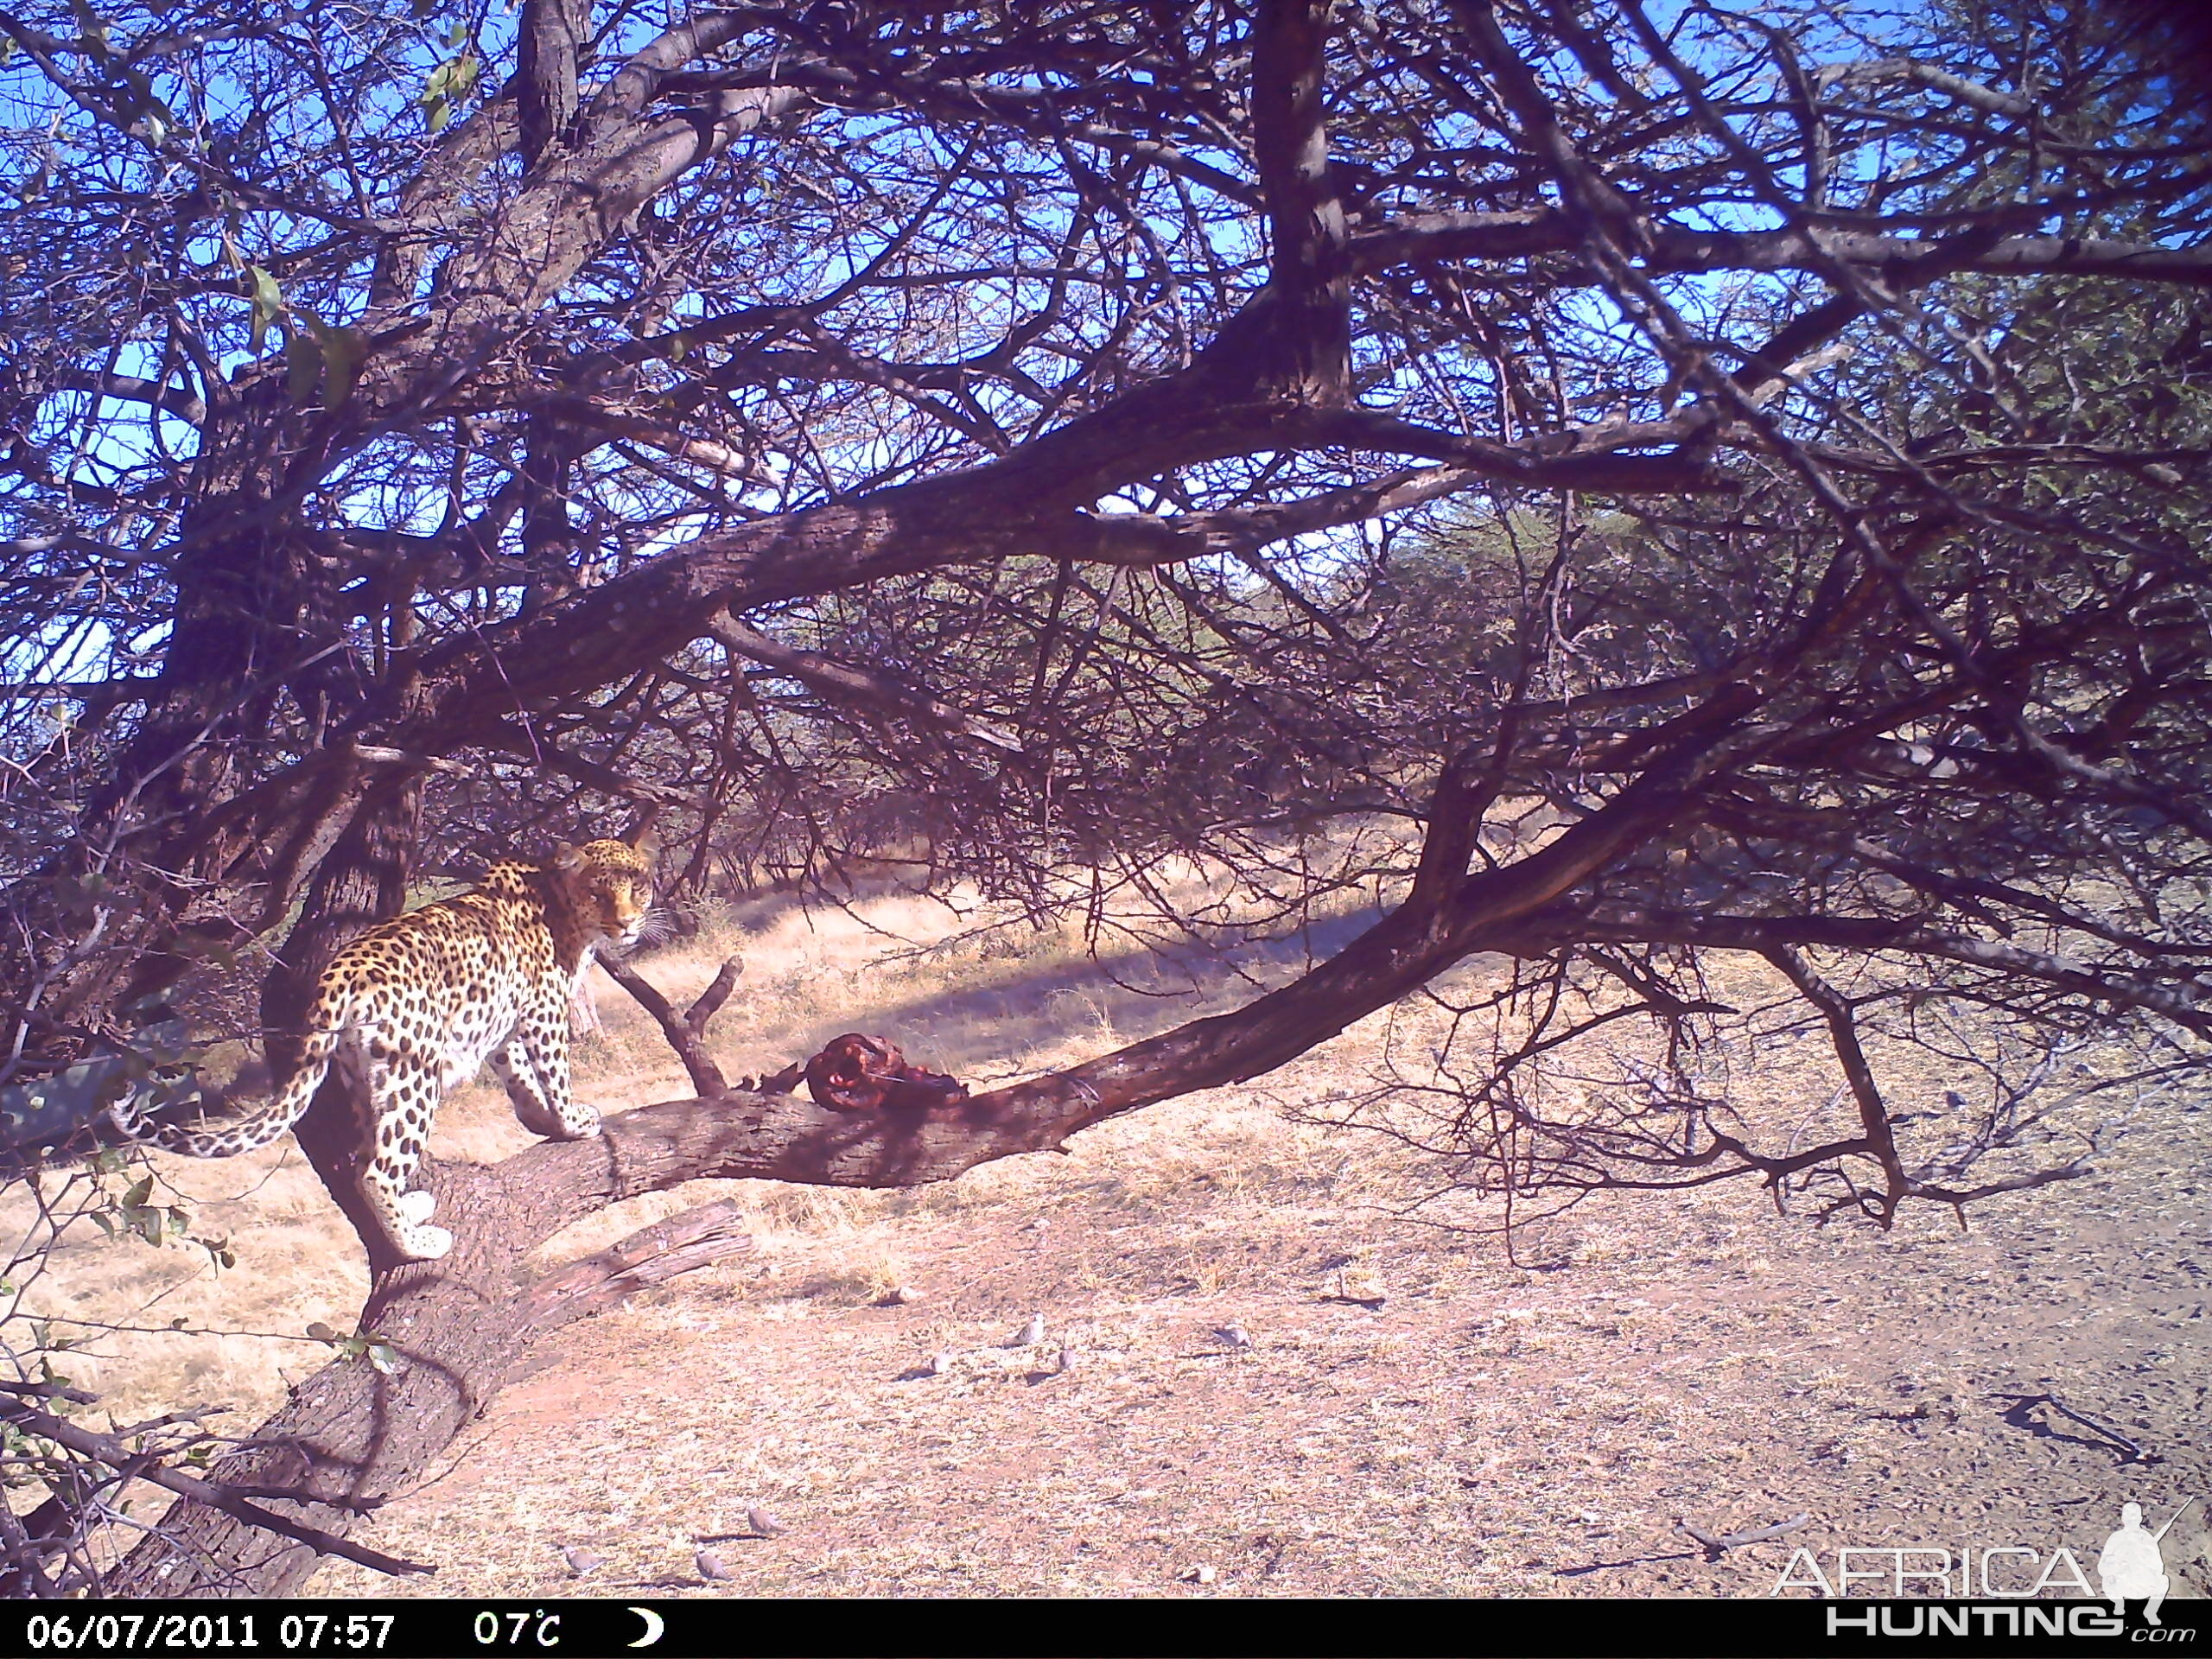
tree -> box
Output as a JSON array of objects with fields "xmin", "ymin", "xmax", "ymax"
[{"xmin": 0, "ymin": 0, "xmax": 2206, "ymax": 1594}]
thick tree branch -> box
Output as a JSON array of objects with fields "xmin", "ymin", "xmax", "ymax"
[
  {"xmin": 1249, "ymin": 0, "xmax": 1351, "ymax": 398},
  {"xmin": 517, "ymin": 0, "xmax": 584, "ymax": 163},
  {"xmin": 1567, "ymin": 907, "xmax": 2212, "ymax": 1034},
  {"xmin": 1351, "ymin": 212, "xmax": 2212, "ymax": 288},
  {"xmin": 708, "ymin": 614, "xmax": 1023, "ymax": 753}
]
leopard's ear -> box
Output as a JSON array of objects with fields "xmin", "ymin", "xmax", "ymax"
[
  {"xmin": 630, "ymin": 824, "xmax": 661, "ymax": 861},
  {"xmin": 550, "ymin": 842, "xmax": 584, "ymax": 871}
]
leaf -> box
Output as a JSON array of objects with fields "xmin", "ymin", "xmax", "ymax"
[
  {"xmin": 367, "ymin": 1343, "xmax": 401, "ymax": 1376},
  {"xmin": 419, "ymin": 52, "xmax": 479, "ymax": 132},
  {"xmin": 285, "ymin": 330, "xmax": 323, "ymax": 404},
  {"xmin": 320, "ymin": 325, "xmax": 371, "ymax": 406},
  {"xmin": 304, "ymin": 1321, "xmax": 340, "ymax": 1343},
  {"xmin": 123, "ymin": 1175, "xmax": 153, "ymax": 1211},
  {"xmin": 248, "ymin": 265, "xmax": 285, "ymax": 353},
  {"xmin": 420, "ymin": 60, "xmax": 453, "ymax": 130}
]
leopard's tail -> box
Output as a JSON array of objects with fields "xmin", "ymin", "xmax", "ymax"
[{"xmin": 108, "ymin": 1025, "xmax": 340, "ymax": 1159}]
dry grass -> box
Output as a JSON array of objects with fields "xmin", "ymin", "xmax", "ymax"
[{"xmin": 7, "ymin": 868, "xmax": 2209, "ymax": 1598}]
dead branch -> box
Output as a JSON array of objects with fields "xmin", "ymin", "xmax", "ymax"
[
  {"xmin": 1678, "ymin": 1513, "xmax": 1812, "ymax": 1557},
  {"xmin": 598, "ymin": 955, "xmax": 732, "ymax": 1096},
  {"xmin": 0, "ymin": 1398, "xmax": 434, "ymax": 1579},
  {"xmin": 684, "ymin": 956, "xmax": 742, "ymax": 1040},
  {"xmin": 521, "ymin": 1199, "xmax": 753, "ymax": 1329}
]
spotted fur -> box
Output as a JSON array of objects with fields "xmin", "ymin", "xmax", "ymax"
[{"xmin": 111, "ymin": 830, "xmax": 658, "ymax": 1262}]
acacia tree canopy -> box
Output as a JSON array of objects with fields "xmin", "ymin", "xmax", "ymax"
[
  {"xmin": 0, "ymin": 0, "xmax": 2206, "ymax": 1228},
  {"xmin": 0, "ymin": 0, "xmax": 2209, "ymax": 1599}
]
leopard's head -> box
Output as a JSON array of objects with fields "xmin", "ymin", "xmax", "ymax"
[{"xmin": 548, "ymin": 826, "xmax": 660, "ymax": 952}]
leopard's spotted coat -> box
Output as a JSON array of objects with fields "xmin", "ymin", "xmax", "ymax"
[{"xmin": 111, "ymin": 830, "xmax": 658, "ymax": 1261}]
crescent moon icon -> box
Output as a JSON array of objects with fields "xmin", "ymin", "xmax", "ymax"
[{"xmin": 627, "ymin": 1605, "xmax": 666, "ymax": 1649}]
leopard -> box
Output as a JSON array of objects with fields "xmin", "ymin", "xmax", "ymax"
[{"xmin": 110, "ymin": 828, "xmax": 659, "ymax": 1262}]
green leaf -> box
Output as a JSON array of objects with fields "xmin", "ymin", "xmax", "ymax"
[
  {"xmin": 367, "ymin": 1343, "xmax": 401, "ymax": 1376},
  {"xmin": 419, "ymin": 52, "xmax": 479, "ymax": 132},
  {"xmin": 123, "ymin": 1175, "xmax": 153, "ymax": 1211},
  {"xmin": 248, "ymin": 265, "xmax": 285, "ymax": 353},
  {"xmin": 285, "ymin": 329, "xmax": 323, "ymax": 404},
  {"xmin": 320, "ymin": 325, "xmax": 370, "ymax": 406}
]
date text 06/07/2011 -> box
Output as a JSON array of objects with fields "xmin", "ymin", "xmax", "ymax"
[{"xmin": 22, "ymin": 1613, "xmax": 397, "ymax": 1653}]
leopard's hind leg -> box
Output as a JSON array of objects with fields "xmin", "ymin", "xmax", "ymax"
[{"xmin": 355, "ymin": 1037, "xmax": 453, "ymax": 1262}]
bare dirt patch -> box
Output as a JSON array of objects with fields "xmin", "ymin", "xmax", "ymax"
[{"xmin": 315, "ymin": 1055, "xmax": 2210, "ymax": 1597}]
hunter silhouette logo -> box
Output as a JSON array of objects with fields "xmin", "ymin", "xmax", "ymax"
[
  {"xmin": 2099, "ymin": 1498, "xmax": 2197, "ymax": 1627},
  {"xmin": 1771, "ymin": 1495, "xmax": 2203, "ymax": 1609}
]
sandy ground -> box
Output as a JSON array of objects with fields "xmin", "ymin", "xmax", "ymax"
[
  {"xmin": 313, "ymin": 1058, "xmax": 2210, "ymax": 1600},
  {"xmin": 16, "ymin": 884, "xmax": 2207, "ymax": 1600}
]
